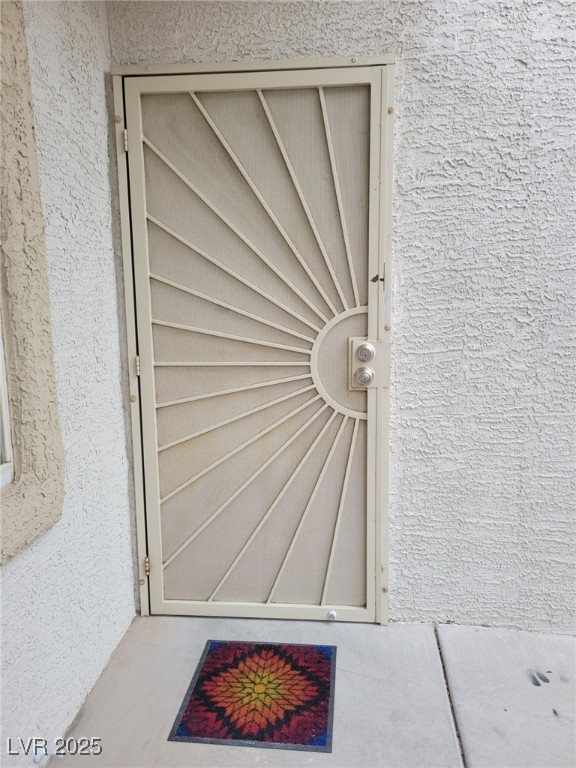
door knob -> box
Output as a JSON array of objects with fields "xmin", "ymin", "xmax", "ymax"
[
  {"xmin": 354, "ymin": 366, "xmax": 375, "ymax": 386},
  {"xmin": 357, "ymin": 342, "xmax": 375, "ymax": 362}
]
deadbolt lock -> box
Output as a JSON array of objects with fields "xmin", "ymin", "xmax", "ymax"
[{"xmin": 356, "ymin": 342, "xmax": 375, "ymax": 362}]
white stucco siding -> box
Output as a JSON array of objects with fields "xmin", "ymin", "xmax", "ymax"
[
  {"xmin": 107, "ymin": 0, "xmax": 576, "ymax": 633},
  {"xmin": 1, "ymin": 3, "xmax": 135, "ymax": 763},
  {"xmin": 389, "ymin": 0, "xmax": 576, "ymax": 631}
]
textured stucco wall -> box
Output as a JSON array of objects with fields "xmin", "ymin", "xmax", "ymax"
[
  {"xmin": 0, "ymin": 0, "xmax": 65, "ymax": 562},
  {"xmin": 0, "ymin": 3, "xmax": 135, "ymax": 763},
  {"xmin": 108, "ymin": 0, "xmax": 575, "ymax": 633}
]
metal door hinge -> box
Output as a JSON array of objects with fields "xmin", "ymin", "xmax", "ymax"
[
  {"xmin": 144, "ymin": 555, "xmax": 150, "ymax": 577},
  {"xmin": 122, "ymin": 129, "xmax": 128, "ymax": 152},
  {"xmin": 135, "ymin": 356, "xmax": 141, "ymax": 376}
]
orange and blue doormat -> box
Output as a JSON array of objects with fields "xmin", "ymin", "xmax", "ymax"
[{"xmin": 168, "ymin": 640, "xmax": 336, "ymax": 752}]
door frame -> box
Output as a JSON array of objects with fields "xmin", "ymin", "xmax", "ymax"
[{"xmin": 112, "ymin": 56, "xmax": 394, "ymax": 622}]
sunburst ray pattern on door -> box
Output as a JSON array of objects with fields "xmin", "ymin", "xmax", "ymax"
[{"xmin": 139, "ymin": 83, "xmax": 371, "ymax": 609}]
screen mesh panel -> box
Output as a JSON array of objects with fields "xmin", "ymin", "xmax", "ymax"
[
  {"xmin": 157, "ymin": 377, "xmax": 313, "ymax": 448},
  {"xmin": 158, "ymin": 389, "xmax": 316, "ymax": 499},
  {"xmin": 215, "ymin": 412, "xmax": 346, "ymax": 604},
  {"xmin": 154, "ymin": 365, "xmax": 310, "ymax": 405},
  {"xmin": 270, "ymin": 417, "xmax": 364, "ymax": 606},
  {"xmin": 160, "ymin": 398, "xmax": 326, "ymax": 561},
  {"xmin": 163, "ymin": 405, "xmax": 334, "ymax": 600},
  {"xmin": 197, "ymin": 90, "xmax": 341, "ymax": 317},
  {"xmin": 322, "ymin": 85, "xmax": 370, "ymax": 307},
  {"xmin": 262, "ymin": 88, "xmax": 355, "ymax": 311}
]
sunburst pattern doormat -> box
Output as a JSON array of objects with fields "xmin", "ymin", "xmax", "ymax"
[{"xmin": 168, "ymin": 640, "xmax": 336, "ymax": 752}]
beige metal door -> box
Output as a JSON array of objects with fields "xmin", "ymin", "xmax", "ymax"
[{"xmin": 124, "ymin": 63, "xmax": 393, "ymax": 622}]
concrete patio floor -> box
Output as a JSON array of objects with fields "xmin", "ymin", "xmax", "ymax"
[{"xmin": 50, "ymin": 617, "xmax": 575, "ymax": 768}]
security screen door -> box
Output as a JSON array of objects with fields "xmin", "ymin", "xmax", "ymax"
[{"xmin": 124, "ymin": 63, "xmax": 392, "ymax": 622}]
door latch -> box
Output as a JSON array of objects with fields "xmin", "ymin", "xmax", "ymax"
[{"xmin": 354, "ymin": 366, "xmax": 375, "ymax": 386}]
